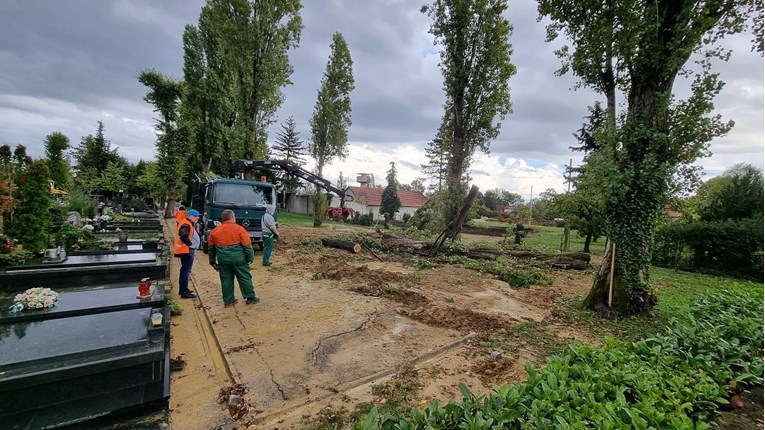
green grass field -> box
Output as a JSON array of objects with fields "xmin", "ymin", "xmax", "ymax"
[{"xmin": 277, "ymin": 211, "xmax": 316, "ymax": 227}]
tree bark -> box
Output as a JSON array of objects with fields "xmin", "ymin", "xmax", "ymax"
[
  {"xmin": 430, "ymin": 185, "xmax": 479, "ymax": 256},
  {"xmin": 320, "ymin": 238, "xmax": 361, "ymax": 253},
  {"xmin": 583, "ymin": 233, "xmax": 592, "ymax": 253},
  {"xmin": 379, "ymin": 231, "xmax": 429, "ymax": 251}
]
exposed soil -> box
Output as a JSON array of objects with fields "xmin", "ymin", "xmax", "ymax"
[{"xmin": 165, "ymin": 223, "xmax": 756, "ymax": 429}]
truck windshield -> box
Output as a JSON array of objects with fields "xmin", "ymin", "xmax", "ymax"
[{"xmin": 213, "ymin": 183, "xmax": 274, "ymax": 207}]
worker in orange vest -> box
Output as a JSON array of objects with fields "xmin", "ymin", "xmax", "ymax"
[
  {"xmin": 173, "ymin": 208, "xmax": 200, "ymax": 298},
  {"xmin": 174, "ymin": 204, "xmax": 187, "ymax": 223}
]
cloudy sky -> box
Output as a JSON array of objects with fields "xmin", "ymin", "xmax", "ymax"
[{"xmin": 0, "ymin": 1, "xmax": 762, "ymax": 198}]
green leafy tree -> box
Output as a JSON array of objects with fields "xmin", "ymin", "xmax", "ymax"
[
  {"xmin": 44, "ymin": 131, "xmax": 72, "ymax": 190},
  {"xmin": 500, "ymin": 191, "xmax": 524, "ymax": 206},
  {"xmin": 400, "ymin": 178, "xmax": 426, "ymax": 194},
  {"xmin": 139, "ymin": 69, "xmax": 185, "ymax": 218},
  {"xmin": 697, "ymin": 163, "xmax": 763, "ymax": 222},
  {"xmin": 309, "ymin": 32, "xmax": 355, "ymax": 227},
  {"xmin": 97, "ymin": 161, "xmax": 127, "ymax": 193},
  {"xmin": 10, "ymin": 160, "xmax": 51, "ymax": 252},
  {"xmin": 181, "ymin": 0, "xmax": 303, "ymax": 172},
  {"xmin": 272, "ymin": 116, "xmax": 307, "ymax": 192},
  {"xmin": 380, "ymin": 162, "xmax": 402, "ymax": 227},
  {"xmin": 539, "ymin": 0, "xmax": 762, "ymax": 315},
  {"xmin": 422, "ymin": 0, "xmax": 516, "ymax": 223},
  {"xmin": 137, "ymin": 161, "xmax": 168, "ymax": 209},
  {"xmin": 0, "ymin": 145, "xmax": 19, "ymax": 234}
]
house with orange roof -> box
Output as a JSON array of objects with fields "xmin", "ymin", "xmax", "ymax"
[{"xmin": 331, "ymin": 186, "xmax": 428, "ymax": 221}]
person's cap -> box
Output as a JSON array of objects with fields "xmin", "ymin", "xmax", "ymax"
[{"xmin": 187, "ymin": 209, "xmax": 200, "ymax": 217}]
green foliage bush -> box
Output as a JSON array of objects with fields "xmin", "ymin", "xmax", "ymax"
[
  {"xmin": 65, "ymin": 188, "xmax": 98, "ymax": 219},
  {"xmin": 652, "ymin": 218, "xmax": 763, "ymax": 279},
  {"xmin": 352, "ymin": 213, "xmax": 373, "ymax": 226},
  {"xmin": 0, "ymin": 247, "xmax": 34, "ymax": 267},
  {"xmin": 55, "ymin": 222, "xmax": 94, "ymax": 248},
  {"xmin": 357, "ymin": 288, "xmax": 764, "ymax": 429}
]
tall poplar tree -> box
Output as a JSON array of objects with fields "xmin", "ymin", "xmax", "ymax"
[
  {"xmin": 139, "ymin": 69, "xmax": 184, "ymax": 218},
  {"xmin": 421, "ymin": 0, "xmax": 516, "ymax": 224},
  {"xmin": 309, "ymin": 32, "xmax": 355, "ymax": 227},
  {"xmin": 539, "ymin": 0, "xmax": 762, "ymax": 315},
  {"xmin": 181, "ymin": 0, "xmax": 303, "ymax": 173}
]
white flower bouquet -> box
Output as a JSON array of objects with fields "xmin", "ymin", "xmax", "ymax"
[
  {"xmin": 9, "ymin": 287, "xmax": 60, "ymax": 313},
  {"xmin": 98, "ymin": 214, "xmax": 111, "ymax": 222}
]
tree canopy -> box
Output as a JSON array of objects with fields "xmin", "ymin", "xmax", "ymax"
[
  {"xmin": 422, "ymin": 0, "xmax": 516, "ymax": 224},
  {"xmin": 539, "ymin": 0, "xmax": 763, "ymax": 315}
]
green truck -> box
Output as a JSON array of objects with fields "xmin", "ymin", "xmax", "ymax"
[
  {"xmin": 190, "ymin": 159, "xmax": 349, "ymax": 253},
  {"xmin": 191, "ymin": 177, "xmax": 277, "ymax": 253}
]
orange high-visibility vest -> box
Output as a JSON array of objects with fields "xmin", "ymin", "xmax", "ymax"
[
  {"xmin": 174, "ymin": 209, "xmax": 187, "ymax": 223},
  {"xmin": 174, "ymin": 218, "xmax": 193, "ymax": 255}
]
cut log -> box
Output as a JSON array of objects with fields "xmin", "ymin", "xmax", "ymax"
[
  {"xmin": 550, "ymin": 257, "xmax": 589, "ymax": 270},
  {"xmin": 379, "ymin": 231, "xmax": 429, "ymax": 250},
  {"xmin": 467, "ymin": 248, "xmax": 591, "ymax": 262},
  {"xmin": 321, "ymin": 238, "xmax": 362, "ymax": 253}
]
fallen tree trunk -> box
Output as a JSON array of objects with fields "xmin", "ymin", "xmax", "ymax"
[
  {"xmin": 550, "ymin": 257, "xmax": 590, "ymax": 270},
  {"xmin": 467, "ymin": 248, "xmax": 591, "ymax": 262},
  {"xmin": 379, "ymin": 231, "xmax": 429, "ymax": 251},
  {"xmin": 321, "ymin": 238, "xmax": 362, "ymax": 253}
]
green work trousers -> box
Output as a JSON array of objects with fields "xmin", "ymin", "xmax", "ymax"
[
  {"xmin": 219, "ymin": 262, "xmax": 256, "ymax": 305},
  {"xmin": 262, "ymin": 232, "xmax": 275, "ymax": 265}
]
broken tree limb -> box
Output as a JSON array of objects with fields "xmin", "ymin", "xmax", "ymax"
[
  {"xmin": 320, "ymin": 238, "xmax": 362, "ymax": 253},
  {"xmin": 430, "ymin": 185, "xmax": 480, "ymax": 257}
]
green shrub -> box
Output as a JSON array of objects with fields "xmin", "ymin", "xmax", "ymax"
[
  {"xmin": 0, "ymin": 247, "xmax": 34, "ymax": 267},
  {"xmin": 55, "ymin": 222, "xmax": 94, "ymax": 248},
  {"xmin": 356, "ymin": 288, "xmax": 763, "ymax": 429},
  {"xmin": 352, "ymin": 213, "xmax": 373, "ymax": 226},
  {"xmin": 652, "ymin": 218, "xmax": 763, "ymax": 279}
]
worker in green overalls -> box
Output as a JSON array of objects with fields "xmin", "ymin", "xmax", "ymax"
[{"xmin": 261, "ymin": 205, "xmax": 280, "ymax": 266}]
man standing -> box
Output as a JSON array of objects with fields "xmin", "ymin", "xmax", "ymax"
[
  {"xmin": 208, "ymin": 209, "xmax": 260, "ymax": 306},
  {"xmin": 261, "ymin": 205, "xmax": 280, "ymax": 266},
  {"xmin": 173, "ymin": 208, "xmax": 201, "ymax": 299}
]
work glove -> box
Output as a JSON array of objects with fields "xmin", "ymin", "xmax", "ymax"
[{"xmin": 211, "ymin": 262, "xmax": 219, "ymax": 271}]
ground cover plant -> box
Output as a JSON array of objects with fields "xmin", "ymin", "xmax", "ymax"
[{"xmin": 354, "ymin": 287, "xmax": 763, "ymax": 429}]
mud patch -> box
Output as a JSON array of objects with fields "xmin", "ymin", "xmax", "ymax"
[{"xmin": 314, "ymin": 255, "xmax": 414, "ymax": 287}]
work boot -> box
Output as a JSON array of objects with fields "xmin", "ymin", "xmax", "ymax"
[{"xmin": 245, "ymin": 297, "xmax": 260, "ymax": 305}]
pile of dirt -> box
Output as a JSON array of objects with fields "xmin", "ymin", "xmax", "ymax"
[{"xmin": 314, "ymin": 254, "xmax": 414, "ymax": 287}]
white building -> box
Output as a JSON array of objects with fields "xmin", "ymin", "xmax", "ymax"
[{"xmin": 332, "ymin": 186, "xmax": 428, "ymax": 221}]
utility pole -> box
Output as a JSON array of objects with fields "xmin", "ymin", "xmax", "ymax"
[
  {"xmin": 567, "ymin": 158, "xmax": 573, "ymax": 193},
  {"xmin": 529, "ymin": 186, "xmax": 533, "ymax": 222}
]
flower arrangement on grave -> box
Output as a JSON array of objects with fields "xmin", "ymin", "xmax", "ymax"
[{"xmin": 9, "ymin": 287, "xmax": 60, "ymax": 313}]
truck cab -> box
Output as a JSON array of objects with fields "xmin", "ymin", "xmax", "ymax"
[{"xmin": 192, "ymin": 178, "xmax": 277, "ymax": 253}]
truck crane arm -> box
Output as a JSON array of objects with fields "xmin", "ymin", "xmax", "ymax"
[{"xmin": 229, "ymin": 159, "xmax": 351, "ymax": 206}]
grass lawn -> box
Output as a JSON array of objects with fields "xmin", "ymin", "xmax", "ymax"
[
  {"xmin": 277, "ymin": 211, "xmax": 316, "ymax": 227},
  {"xmin": 468, "ymin": 221, "xmax": 605, "ymax": 256},
  {"xmin": 558, "ymin": 267, "xmax": 763, "ymax": 341}
]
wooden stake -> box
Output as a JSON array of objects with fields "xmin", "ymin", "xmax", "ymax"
[{"xmin": 608, "ymin": 242, "xmax": 616, "ymax": 307}]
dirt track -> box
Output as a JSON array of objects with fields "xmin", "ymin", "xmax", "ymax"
[{"xmin": 167, "ymin": 223, "xmax": 598, "ymax": 429}]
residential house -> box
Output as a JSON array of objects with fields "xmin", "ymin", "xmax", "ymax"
[{"xmin": 332, "ymin": 186, "xmax": 428, "ymax": 221}]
